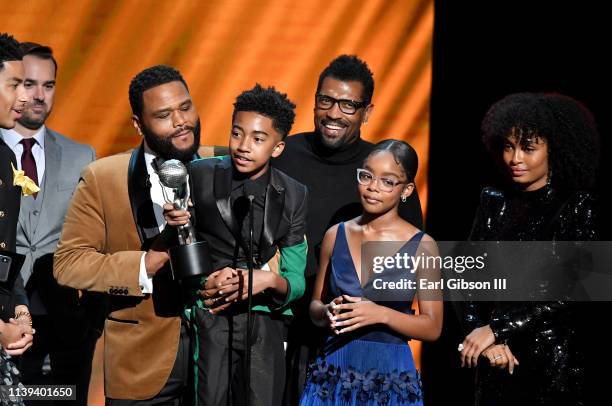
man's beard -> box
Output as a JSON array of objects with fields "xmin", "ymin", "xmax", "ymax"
[
  {"xmin": 18, "ymin": 102, "xmax": 50, "ymax": 130},
  {"xmin": 142, "ymin": 119, "xmax": 201, "ymax": 163},
  {"xmin": 319, "ymin": 131, "xmax": 345, "ymax": 149},
  {"xmin": 316, "ymin": 118, "xmax": 358, "ymax": 150}
]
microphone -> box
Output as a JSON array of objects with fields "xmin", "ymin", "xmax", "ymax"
[
  {"xmin": 243, "ymin": 179, "xmax": 257, "ymax": 406},
  {"xmin": 243, "ymin": 180, "xmax": 257, "ymax": 203}
]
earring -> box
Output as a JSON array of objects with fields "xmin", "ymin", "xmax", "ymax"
[
  {"xmin": 546, "ymin": 168, "xmax": 552, "ymax": 187},
  {"xmin": 401, "ymin": 196, "xmax": 407, "ymax": 203}
]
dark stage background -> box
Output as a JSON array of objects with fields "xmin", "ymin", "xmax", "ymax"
[{"xmin": 424, "ymin": 1, "xmax": 610, "ymax": 405}]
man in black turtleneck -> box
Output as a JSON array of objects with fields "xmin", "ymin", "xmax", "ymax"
[{"xmin": 274, "ymin": 55, "xmax": 423, "ymax": 404}]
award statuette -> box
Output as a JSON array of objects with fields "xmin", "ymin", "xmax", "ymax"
[{"xmin": 158, "ymin": 159, "xmax": 212, "ymax": 279}]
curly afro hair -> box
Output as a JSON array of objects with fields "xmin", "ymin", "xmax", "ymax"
[
  {"xmin": 232, "ymin": 83, "xmax": 296, "ymax": 139},
  {"xmin": 129, "ymin": 65, "xmax": 188, "ymax": 118},
  {"xmin": 0, "ymin": 33, "xmax": 23, "ymax": 69},
  {"xmin": 481, "ymin": 92, "xmax": 600, "ymax": 191},
  {"xmin": 317, "ymin": 55, "xmax": 374, "ymax": 104}
]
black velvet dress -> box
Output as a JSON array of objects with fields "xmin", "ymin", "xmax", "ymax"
[{"xmin": 466, "ymin": 185, "xmax": 596, "ymax": 406}]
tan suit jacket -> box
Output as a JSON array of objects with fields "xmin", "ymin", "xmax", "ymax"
[{"xmin": 54, "ymin": 145, "xmax": 217, "ymax": 399}]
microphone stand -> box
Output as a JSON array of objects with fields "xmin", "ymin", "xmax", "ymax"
[{"xmin": 245, "ymin": 194, "xmax": 255, "ymax": 406}]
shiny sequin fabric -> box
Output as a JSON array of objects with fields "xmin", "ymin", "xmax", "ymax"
[
  {"xmin": 0, "ymin": 349, "xmax": 25, "ymax": 405},
  {"xmin": 465, "ymin": 186, "xmax": 596, "ymax": 406}
]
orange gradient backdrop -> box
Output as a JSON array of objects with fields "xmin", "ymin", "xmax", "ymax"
[{"xmin": 2, "ymin": 0, "xmax": 432, "ymax": 403}]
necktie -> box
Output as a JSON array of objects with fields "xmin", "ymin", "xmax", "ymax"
[{"xmin": 20, "ymin": 138, "xmax": 39, "ymax": 198}]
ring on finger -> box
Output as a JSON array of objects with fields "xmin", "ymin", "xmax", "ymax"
[{"xmin": 493, "ymin": 354, "xmax": 503, "ymax": 360}]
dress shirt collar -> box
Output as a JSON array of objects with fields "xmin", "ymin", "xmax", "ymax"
[
  {"xmin": 0, "ymin": 126, "xmax": 46, "ymax": 150},
  {"xmin": 143, "ymin": 143, "xmax": 159, "ymax": 176},
  {"xmin": 231, "ymin": 166, "xmax": 270, "ymax": 197}
]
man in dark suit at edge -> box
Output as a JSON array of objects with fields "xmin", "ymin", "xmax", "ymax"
[
  {"xmin": 0, "ymin": 32, "xmax": 36, "ymax": 397},
  {"xmin": 0, "ymin": 42, "xmax": 107, "ymax": 405}
]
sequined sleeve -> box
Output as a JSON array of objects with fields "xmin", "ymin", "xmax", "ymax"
[
  {"xmin": 463, "ymin": 188, "xmax": 505, "ymax": 332},
  {"xmin": 468, "ymin": 187, "xmax": 506, "ymax": 242},
  {"xmin": 489, "ymin": 192, "xmax": 598, "ymax": 342},
  {"xmin": 553, "ymin": 192, "xmax": 597, "ymax": 241}
]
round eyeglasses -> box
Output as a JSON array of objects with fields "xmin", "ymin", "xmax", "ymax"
[{"xmin": 356, "ymin": 168, "xmax": 405, "ymax": 192}]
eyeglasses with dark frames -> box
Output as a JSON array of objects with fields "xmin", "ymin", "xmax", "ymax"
[{"xmin": 315, "ymin": 93, "xmax": 368, "ymax": 115}]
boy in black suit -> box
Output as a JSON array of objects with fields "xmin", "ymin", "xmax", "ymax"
[{"xmin": 165, "ymin": 84, "xmax": 307, "ymax": 406}]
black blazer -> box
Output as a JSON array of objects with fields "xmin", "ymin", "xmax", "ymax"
[
  {"xmin": 0, "ymin": 138, "xmax": 25, "ymax": 320},
  {"xmin": 188, "ymin": 156, "xmax": 308, "ymax": 273},
  {"xmin": 0, "ymin": 139, "xmax": 19, "ymax": 253}
]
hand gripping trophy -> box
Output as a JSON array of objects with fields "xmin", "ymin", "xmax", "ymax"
[{"xmin": 157, "ymin": 159, "xmax": 212, "ymax": 279}]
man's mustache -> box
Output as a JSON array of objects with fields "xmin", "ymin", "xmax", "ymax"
[
  {"xmin": 322, "ymin": 118, "xmax": 349, "ymax": 128},
  {"xmin": 26, "ymin": 100, "xmax": 47, "ymax": 108},
  {"xmin": 171, "ymin": 125, "xmax": 194, "ymax": 137}
]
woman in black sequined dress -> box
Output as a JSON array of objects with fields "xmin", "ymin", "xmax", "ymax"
[{"xmin": 458, "ymin": 92, "xmax": 600, "ymax": 406}]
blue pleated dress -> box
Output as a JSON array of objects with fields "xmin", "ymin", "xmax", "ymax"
[{"xmin": 300, "ymin": 223, "xmax": 424, "ymax": 406}]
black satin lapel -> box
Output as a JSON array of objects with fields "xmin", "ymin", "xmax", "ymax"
[
  {"xmin": 127, "ymin": 144, "xmax": 152, "ymax": 246},
  {"xmin": 261, "ymin": 169, "xmax": 285, "ymax": 251},
  {"xmin": 214, "ymin": 159, "xmax": 239, "ymax": 237}
]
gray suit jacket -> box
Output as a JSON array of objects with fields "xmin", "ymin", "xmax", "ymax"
[{"xmin": 15, "ymin": 128, "xmax": 95, "ymax": 294}]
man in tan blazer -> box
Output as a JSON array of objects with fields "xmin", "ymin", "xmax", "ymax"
[{"xmin": 54, "ymin": 65, "xmax": 223, "ymax": 404}]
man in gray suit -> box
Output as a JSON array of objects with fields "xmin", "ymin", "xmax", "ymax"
[{"xmin": 0, "ymin": 42, "xmax": 103, "ymax": 405}]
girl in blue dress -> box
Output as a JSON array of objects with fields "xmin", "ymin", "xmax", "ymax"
[{"xmin": 300, "ymin": 140, "xmax": 443, "ymax": 406}]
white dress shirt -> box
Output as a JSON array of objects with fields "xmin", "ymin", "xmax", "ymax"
[
  {"xmin": 0, "ymin": 126, "xmax": 46, "ymax": 184},
  {"xmin": 138, "ymin": 146, "xmax": 177, "ymax": 294}
]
